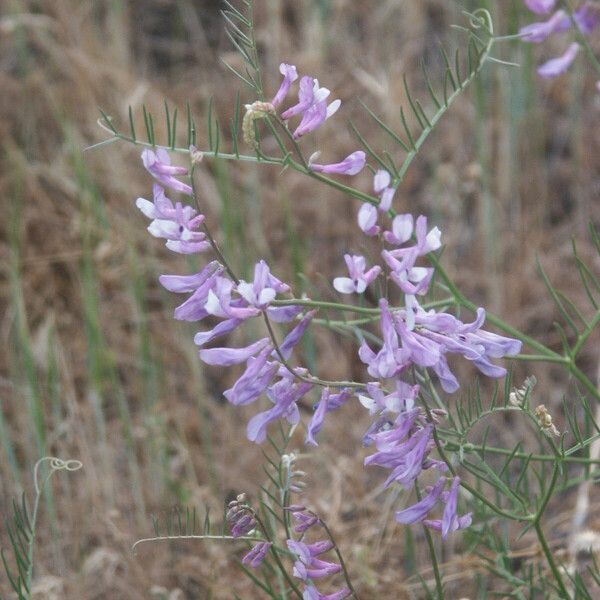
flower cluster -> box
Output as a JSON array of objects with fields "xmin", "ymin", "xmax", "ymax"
[
  {"xmin": 286, "ymin": 507, "xmax": 351, "ymax": 600},
  {"xmin": 245, "ymin": 62, "xmax": 366, "ymax": 176},
  {"xmin": 520, "ymin": 1, "xmax": 599, "ymax": 78},
  {"xmin": 136, "ymin": 148, "xmax": 326, "ymax": 445},
  {"xmin": 325, "ymin": 167, "xmax": 522, "ymax": 530},
  {"xmin": 135, "ymin": 52, "xmax": 525, "ymax": 546}
]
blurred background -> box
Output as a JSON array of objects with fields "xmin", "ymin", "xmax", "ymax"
[{"xmin": 2, "ymin": 0, "xmax": 600, "ymax": 598}]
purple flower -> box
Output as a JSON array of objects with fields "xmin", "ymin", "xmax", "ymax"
[
  {"xmin": 373, "ymin": 169, "xmax": 396, "ymax": 212},
  {"xmin": 293, "ymin": 98, "xmax": 341, "ymax": 139},
  {"xmin": 394, "ymin": 477, "xmax": 446, "ymax": 525},
  {"xmin": 537, "ymin": 42, "xmax": 580, "ymax": 78},
  {"xmin": 358, "ymin": 299, "xmax": 411, "ymax": 379},
  {"xmin": 236, "ymin": 260, "xmax": 290, "ymax": 309},
  {"xmin": 272, "ymin": 63, "xmax": 298, "ymax": 108},
  {"xmin": 364, "ymin": 410, "xmax": 435, "ymax": 489},
  {"xmin": 303, "ymin": 586, "xmax": 351, "ymax": 600},
  {"xmin": 281, "ymin": 76, "xmax": 332, "ymax": 121},
  {"xmin": 278, "ymin": 310, "xmax": 316, "ymax": 360},
  {"xmin": 199, "ymin": 337, "xmax": 271, "ymax": 366},
  {"xmin": 358, "ymin": 381, "xmax": 418, "ymax": 415},
  {"xmin": 287, "ymin": 539, "xmax": 342, "ymax": 581},
  {"xmin": 309, "ymin": 151, "xmax": 366, "ymax": 176},
  {"xmin": 574, "ymin": 3, "xmax": 600, "ymax": 35},
  {"xmin": 227, "ymin": 496, "xmax": 257, "ymax": 537},
  {"xmin": 136, "ymin": 185, "xmax": 210, "ymax": 254},
  {"xmin": 141, "ymin": 148, "xmax": 192, "ymax": 195},
  {"xmin": 289, "ymin": 508, "xmax": 319, "ymax": 533},
  {"xmin": 333, "ymin": 254, "xmax": 381, "ymax": 294},
  {"xmin": 242, "ymin": 541, "xmax": 272, "ymax": 568},
  {"xmin": 246, "ymin": 372, "xmax": 312, "ymax": 443},
  {"xmin": 223, "ymin": 345, "xmax": 278, "ymax": 406},
  {"xmin": 305, "ymin": 387, "xmax": 352, "ymax": 446},
  {"xmin": 357, "ymin": 203, "xmax": 379, "ymax": 236},
  {"xmin": 423, "ymin": 477, "xmax": 472, "ymax": 538},
  {"xmin": 525, "ymin": 0, "xmax": 556, "ymax": 14},
  {"xmin": 519, "ymin": 10, "xmax": 568, "ymax": 42},
  {"xmin": 159, "ymin": 261, "xmax": 222, "ymax": 293}
]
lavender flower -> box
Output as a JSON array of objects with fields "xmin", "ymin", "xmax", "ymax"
[
  {"xmin": 333, "ymin": 254, "xmax": 381, "ymax": 294},
  {"xmin": 394, "ymin": 477, "xmax": 446, "ymax": 525},
  {"xmin": 293, "ymin": 97, "xmax": 341, "ymax": 139},
  {"xmin": 242, "ymin": 541, "xmax": 272, "ymax": 568},
  {"xmin": 309, "ymin": 151, "xmax": 366, "ymax": 176},
  {"xmin": 305, "ymin": 387, "xmax": 352, "ymax": 446},
  {"xmin": 358, "ymin": 381, "xmax": 418, "ymax": 416},
  {"xmin": 272, "ymin": 63, "xmax": 298, "ymax": 108},
  {"xmin": 281, "ymin": 76, "xmax": 324, "ymax": 120},
  {"xmin": 246, "ymin": 369, "xmax": 312, "ymax": 443},
  {"xmin": 537, "ymin": 42, "xmax": 580, "ymax": 78},
  {"xmin": 199, "ymin": 337, "xmax": 271, "ymax": 366},
  {"xmin": 227, "ymin": 494, "xmax": 257, "ymax": 537},
  {"xmin": 519, "ymin": 10, "xmax": 568, "ymax": 43},
  {"xmin": 288, "ymin": 507, "xmax": 320, "ymax": 533},
  {"xmin": 357, "ymin": 203, "xmax": 379, "ymax": 236},
  {"xmin": 359, "ymin": 299, "xmax": 521, "ymax": 392},
  {"xmin": 141, "ymin": 148, "xmax": 192, "ymax": 195},
  {"xmin": 288, "ymin": 539, "xmax": 341, "ymax": 581},
  {"xmin": 236, "ymin": 260, "xmax": 291, "ymax": 309},
  {"xmin": 303, "ymin": 585, "xmax": 351, "ymax": 600},
  {"xmin": 136, "ymin": 184, "xmax": 210, "ymax": 254},
  {"xmin": 364, "ymin": 410, "xmax": 438, "ymax": 489},
  {"xmin": 356, "ymin": 169, "xmax": 396, "ymax": 235},
  {"xmin": 525, "ymin": 0, "xmax": 556, "ymax": 14}
]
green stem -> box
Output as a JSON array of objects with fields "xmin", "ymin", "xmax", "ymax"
[
  {"xmin": 415, "ymin": 483, "xmax": 444, "ymax": 599},
  {"xmin": 317, "ymin": 518, "xmax": 362, "ymax": 600},
  {"xmin": 271, "ymin": 298, "xmax": 380, "ymax": 315},
  {"xmin": 252, "ymin": 512, "xmax": 304, "ymax": 600},
  {"xmin": 443, "ymin": 441, "xmax": 600, "ymax": 464}
]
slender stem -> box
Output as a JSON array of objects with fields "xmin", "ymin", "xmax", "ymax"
[
  {"xmin": 271, "ymin": 298, "xmax": 380, "ymax": 315},
  {"xmin": 572, "ymin": 308, "xmax": 600, "ymax": 357},
  {"xmin": 443, "ymin": 441, "xmax": 600, "ymax": 465},
  {"xmin": 252, "ymin": 512, "xmax": 304, "ymax": 600},
  {"xmin": 421, "ymin": 393, "xmax": 533, "ymax": 522},
  {"xmin": 415, "ymin": 483, "xmax": 444, "ymax": 599},
  {"xmin": 262, "ymin": 312, "xmax": 365, "ymax": 389},
  {"xmin": 534, "ymin": 521, "xmax": 569, "ymax": 598},
  {"xmin": 317, "ymin": 518, "xmax": 362, "ymax": 600}
]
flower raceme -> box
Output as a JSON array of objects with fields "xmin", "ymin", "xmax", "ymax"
[{"xmin": 135, "ymin": 59, "xmax": 523, "ymax": 546}]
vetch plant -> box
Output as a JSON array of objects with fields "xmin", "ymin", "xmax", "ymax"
[{"xmin": 93, "ymin": 1, "xmax": 600, "ymax": 597}]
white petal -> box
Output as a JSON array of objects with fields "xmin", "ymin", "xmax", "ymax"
[
  {"xmin": 358, "ymin": 203, "xmax": 377, "ymax": 232},
  {"xmin": 373, "ymin": 170, "xmax": 391, "ymax": 193},
  {"xmin": 424, "ymin": 227, "xmax": 442, "ymax": 252},
  {"xmin": 333, "ymin": 277, "xmax": 356, "ymax": 294},
  {"xmin": 148, "ymin": 219, "xmax": 180, "ymax": 239},
  {"xmin": 358, "ymin": 394, "xmax": 377, "ymax": 414},
  {"xmin": 258, "ymin": 288, "xmax": 276, "ymax": 305},
  {"xmin": 236, "ymin": 281, "xmax": 255, "ymax": 304},
  {"xmin": 205, "ymin": 289, "xmax": 226, "ymax": 317},
  {"xmin": 325, "ymin": 99, "xmax": 341, "ymax": 119},
  {"xmin": 392, "ymin": 214, "xmax": 413, "ymax": 244},
  {"xmin": 355, "ymin": 279, "xmax": 367, "ymax": 294},
  {"xmin": 409, "ymin": 267, "xmax": 429, "ymax": 283},
  {"xmin": 136, "ymin": 198, "xmax": 157, "ymax": 219}
]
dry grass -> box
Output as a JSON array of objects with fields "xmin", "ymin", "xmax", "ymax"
[{"xmin": 3, "ymin": 0, "xmax": 600, "ymax": 598}]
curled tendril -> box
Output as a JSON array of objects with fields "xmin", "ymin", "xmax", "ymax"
[
  {"xmin": 34, "ymin": 456, "xmax": 83, "ymax": 494},
  {"xmin": 468, "ymin": 8, "xmax": 494, "ymax": 37}
]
